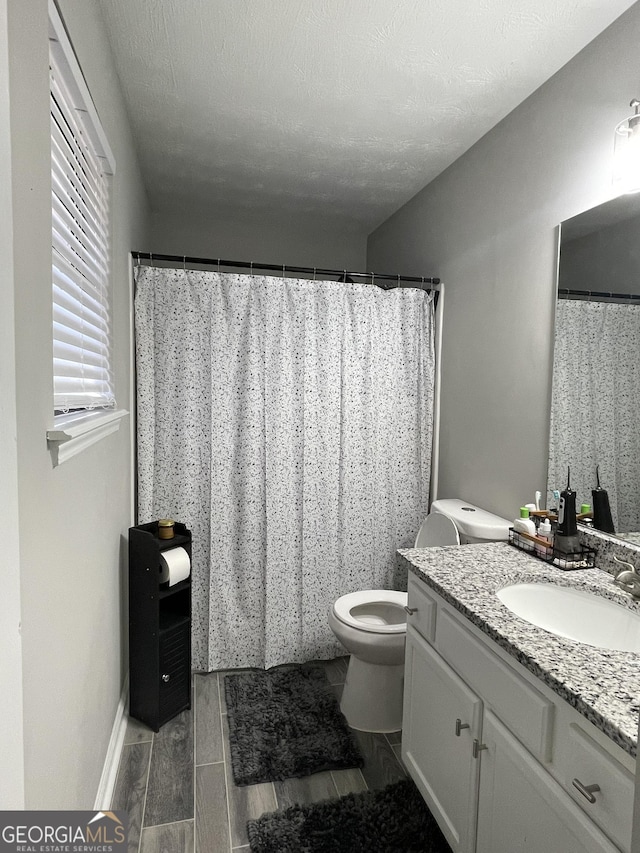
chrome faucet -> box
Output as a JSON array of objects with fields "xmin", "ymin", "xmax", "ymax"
[{"xmin": 612, "ymin": 556, "xmax": 640, "ymax": 599}]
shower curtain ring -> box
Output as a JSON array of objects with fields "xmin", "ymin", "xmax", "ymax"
[
  {"xmin": 250, "ymin": 261, "xmax": 253, "ymax": 276},
  {"xmin": 217, "ymin": 258, "xmax": 221, "ymax": 273},
  {"xmin": 183, "ymin": 255, "xmax": 186, "ymax": 271},
  {"xmin": 371, "ymin": 272, "xmax": 375, "ymax": 288},
  {"xmin": 282, "ymin": 264, "xmax": 286, "ymax": 278},
  {"xmin": 150, "ymin": 252, "xmax": 153, "ymax": 267},
  {"xmin": 313, "ymin": 267, "xmax": 317, "ymax": 281}
]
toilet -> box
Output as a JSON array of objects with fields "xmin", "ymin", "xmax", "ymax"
[
  {"xmin": 416, "ymin": 498, "xmax": 512, "ymax": 546},
  {"xmin": 328, "ymin": 499, "xmax": 511, "ymax": 732}
]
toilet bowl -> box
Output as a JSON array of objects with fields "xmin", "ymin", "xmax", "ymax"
[
  {"xmin": 328, "ymin": 590, "xmax": 408, "ymax": 732},
  {"xmin": 329, "ymin": 499, "xmax": 511, "ymax": 733}
]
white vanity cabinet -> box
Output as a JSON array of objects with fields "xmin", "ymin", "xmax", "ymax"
[
  {"xmin": 404, "ymin": 627, "xmax": 481, "ymax": 851},
  {"xmin": 402, "ymin": 573, "xmax": 630, "ymax": 853}
]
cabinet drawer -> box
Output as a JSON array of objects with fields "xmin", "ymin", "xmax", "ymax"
[
  {"xmin": 563, "ymin": 722, "xmax": 634, "ymax": 852},
  {"xmin": 407, "ymin": 575, "xmax": 437, "ymax": 643},
  {"xmin": 437, "ymin": 608, "xmax": 554, "ymax": 762}
]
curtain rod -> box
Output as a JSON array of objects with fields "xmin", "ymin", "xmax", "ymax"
[
  {"xmin": 558, "ymin": 287, "xmax": 640, "ymax": 304},
  {"xmin": 131, "ymin": 252, "xmax": 440, "ymax": 289}
]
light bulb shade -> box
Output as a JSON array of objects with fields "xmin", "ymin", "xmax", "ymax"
[{"xmin": 613, "ymin": 101, "xmax": 640, "ymax": 193}]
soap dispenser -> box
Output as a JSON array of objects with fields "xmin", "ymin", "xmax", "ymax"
[{"xmin": 554, "ymin": 467, "xmax": 580, "ymax": 554}]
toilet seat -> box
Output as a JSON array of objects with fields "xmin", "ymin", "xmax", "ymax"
[
  {"xmin": 333, "ymin": 590, "xmax": 408, "ymax": 634},
  {"xmin": 414, "ymin": 511, "xmax": 460, "ymax": 548}
]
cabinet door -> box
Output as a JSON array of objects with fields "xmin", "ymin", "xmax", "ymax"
[
  {"xmin": 402, "ymin": 626, "xmax": 482, "ymax": 853},
  {"xmin": 159, "ymin": 620, "xmax": 191, "ymax": 723},
  {"xmin": 476, "ymin": 710, "xmax": 621, "ymax": 853}
]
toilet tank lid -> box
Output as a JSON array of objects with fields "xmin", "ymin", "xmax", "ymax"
[{"xmin": 430, "ymin": 498, "xmax": 511, "ymax": 540}]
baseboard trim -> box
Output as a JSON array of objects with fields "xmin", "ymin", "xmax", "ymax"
[{"xmin": 94, "ymin": 673, "xmax": 129, "ymax": 810}]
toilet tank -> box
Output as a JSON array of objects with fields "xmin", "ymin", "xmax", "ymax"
[{"xmin": 430, "ymin": 498, "xmax": 511, "ymax": 544}]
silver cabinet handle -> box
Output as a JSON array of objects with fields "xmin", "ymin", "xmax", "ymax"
[
  {"xmin": 404, "ymin": 605, "xmax": 418, "ymax": 615},
  {"xmin": 473, "ymin": 739, "xmax": 488, "ymax": 758},
  {"xmin": 162, "ymin": 673, "xmax": 170, "ymax": 682},
  {"xmin": 572, "ymin": 778, "xmax": 600, "ymax": 804},
  {"xmin": 455, "ymin": 718, "xmax": 470, "ymax": 736}
]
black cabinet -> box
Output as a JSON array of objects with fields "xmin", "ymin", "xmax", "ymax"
[{"xmin": 128, "ymin": 521, "xmax": 192, "ymax": 731}]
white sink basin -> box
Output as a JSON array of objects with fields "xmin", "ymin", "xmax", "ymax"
[{"xmin": 496, "ymin": 583, "xmax": 640, "ymax": 652}]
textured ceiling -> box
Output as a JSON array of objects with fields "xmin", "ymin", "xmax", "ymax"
[{"xmin": 97, "ymin": 0, "xmax": 636, "ymax": 232}]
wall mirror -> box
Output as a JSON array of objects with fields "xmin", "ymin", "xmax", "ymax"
[{"xmin": 548, "ymin": 193, "xmax": 640, "ymax": 542}]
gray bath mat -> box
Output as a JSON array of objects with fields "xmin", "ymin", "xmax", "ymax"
[
  {"xmin": 247, "ymin": 778, "xmax": 451, "ymax": 853},
  {"xmin": 224, "ymin": 663, "xmax": 363, "ymax": 786}
]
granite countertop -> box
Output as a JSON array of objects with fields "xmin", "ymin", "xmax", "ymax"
[{"xmin": 398, "ymin": 541, "xmax": 640, "ymax": 758}]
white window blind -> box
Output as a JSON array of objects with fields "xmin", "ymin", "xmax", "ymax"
[{"xmin": 50, "ymin": 6, "xmax": 115, "ymax": 414}]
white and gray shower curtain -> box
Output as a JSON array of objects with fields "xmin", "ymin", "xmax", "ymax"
[
  {"xmin": 548, "ymin": 298, "xmax": 640, "ymax": 533},
  {"xmin": 135, "ymin": 267, "xmax": 435, "ymax": 670}
]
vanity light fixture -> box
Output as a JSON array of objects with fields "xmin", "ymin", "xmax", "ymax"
[{"xmin": 613, "ymin": 98, "xmax": 640, "ymax": 193}]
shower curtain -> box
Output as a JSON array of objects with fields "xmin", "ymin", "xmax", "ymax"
[
  {"xmin": 548, "ymin": 299, "xmax": 640, "ymax": 533},
  {"xmin": 135, "ymin": 266, "xmax": 435, "ymax": 670}
]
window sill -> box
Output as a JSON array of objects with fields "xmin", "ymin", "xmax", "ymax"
[{"xmin": 47, "ymin": 408, "xmax": 129, "ymax": 466}]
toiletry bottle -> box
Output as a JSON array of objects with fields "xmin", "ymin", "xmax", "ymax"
[
  {"xmin": 524, "ymin": 503, "xmax": 538, "ymax": 530},
  {"xmin": 554, "ymin": 467, "xmax": 580, "ymax": 554},
  {"xmin": 580, "ymin": 503, "xmax": 593, "ymax": 527},
  {"xmin": 513, "ymin": 507, "xmax": 536, "ymax": 550},
  {"xmin": 536, "ymin": 518, "xmax": 553, "ymax": 558}
]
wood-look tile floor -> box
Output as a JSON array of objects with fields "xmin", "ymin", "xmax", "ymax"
[{"xmin": 112, "ymin": 657, "xmax": 407, "ymax": 853}]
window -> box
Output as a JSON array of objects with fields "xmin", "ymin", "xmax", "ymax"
[
  {"xmin": 47, "ymin": 1, "xmax": 126, "ymax": 465},
  {"xmin": 49, "ymin": 1, "xmax": 115, "ymax": 415}
]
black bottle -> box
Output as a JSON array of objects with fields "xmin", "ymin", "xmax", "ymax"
[
  {"xmin": 555, "ymin": 467, "xmax": 580, "ymax": 554},
  {"xmin": 592, "ymin": 466, "xmax": 615, "ymax": 534}
]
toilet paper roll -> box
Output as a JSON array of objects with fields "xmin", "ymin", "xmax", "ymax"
[{"xmin": 159, "ymin": 546, "xmax": 191, "ymax": 586}]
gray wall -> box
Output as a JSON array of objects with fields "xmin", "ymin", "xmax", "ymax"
[
  {"xmin": 368, "ymin": 3, "xmax": 640, "ymax": 521},
  {"xmin": 6, "ymin": 0, "xmax": 149, "ymax": 808},
  {"xmin": 0, "ymin": 0, "xmax": 24, "ymax": 809},
  {"xmin": 150, "ymin": 206, "xmax": 368, "ymax": 271},
  {"xmin": 560, "ymin": 212, "xmax": 640, "ymax": 295}
]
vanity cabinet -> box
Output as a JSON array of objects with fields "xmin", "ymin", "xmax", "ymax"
[
  {"xmin": 402, "ymin": 574, "xmax": 629, "ymax": 853},
  {"xmin": 404, "ymin": 628, "xmax": 481, "ymax": 851}
]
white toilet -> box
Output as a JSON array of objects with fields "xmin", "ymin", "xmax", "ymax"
[
  {"xmin": 329, "ymin": 499, "xmax": 511, "ymax": 732},
  {"xmin": 416, "ymin": 498, "xmax": 512, "ymax": 546}
]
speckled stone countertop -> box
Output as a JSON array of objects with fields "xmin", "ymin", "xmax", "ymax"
[{"xmin": 398, "ymin": 541, "xmax": 640, "ymax": 758}]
